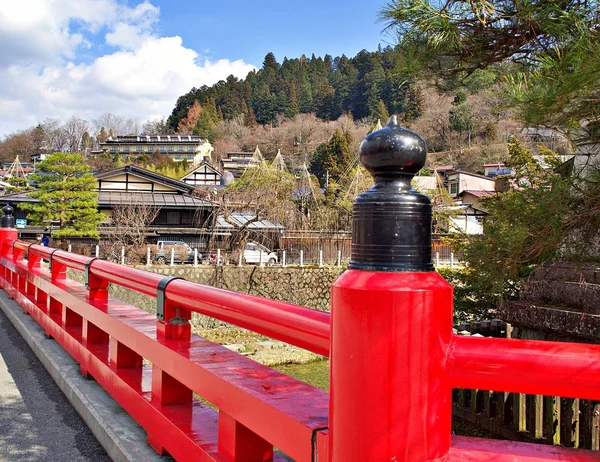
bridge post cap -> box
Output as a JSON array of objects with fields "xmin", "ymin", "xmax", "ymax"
[
  {"xmin": 2, "ymin": 205, "xmax": 14, "ymax": 216},
  {"xmin": 359, "ymin": 115, "xmax": 427, "ymax": 180},
  {"xmin": 1, "ymin": 204, "xmax": 15, "ymax": 229},
  {"xmin": 350, "ymin": 115, "xmax": 433, "ymax": 272}
]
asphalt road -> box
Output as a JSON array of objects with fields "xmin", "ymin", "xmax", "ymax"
[{"xmin": 0, "ymin": 308, "xmax": 109, "ymax": 462}]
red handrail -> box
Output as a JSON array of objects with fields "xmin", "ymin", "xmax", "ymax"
[
  {"xmin": 91, "ymin": 258, "xmax": 166, "ymax": 297},
  {"xmin": 450, "ymin": 335, "xmax": 600, "ymax": 400},
  {"xmin": 25, "ymin": 240, "xmax": 331, "ymax": 356},
  {"xmin": 165, "ymin": 279, "xmax": 330, "ymax": 356}
]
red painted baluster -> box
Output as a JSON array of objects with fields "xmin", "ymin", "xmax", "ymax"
[
  {"xmin": 109, "ymin": 340, "xmax": 143, "ymax": 369},
  {"xmin": 14, "ymin": 244, "xmax": 26, "ymax": 296},
  {"xmin": 25, "ymin": 245, "xmax": 40, "ymax": 297},
  {"xmin": 148, "ymin": 277, "xmax": 193, "ymax": 456},
  {"xmin": 48, "ymin": 252, "xmax": 66, "ymax": 327},
  {"xmin": 218, "ymin": 410, "xmax": 273, "ymax": 461},
  {"xmin": 148, "ymin": 366, "xmax": 192, "ymax": 455},
  {"xmin": 86, "ymin": 262, "xmax": 108, "ymax": 302}
]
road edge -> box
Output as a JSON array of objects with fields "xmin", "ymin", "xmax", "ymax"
[{"xmin": 0, "ymin": 290, "xmax": 165, "ymax": 462}]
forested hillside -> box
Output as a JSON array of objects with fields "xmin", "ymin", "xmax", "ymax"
[{"xmin": 167, "ymin": 46, "xmax": 502, "ymax": 135}]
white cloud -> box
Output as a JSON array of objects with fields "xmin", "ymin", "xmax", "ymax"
[{"xmin": 0, "ymin": 1, "xmax": 256, "ymax": 136}]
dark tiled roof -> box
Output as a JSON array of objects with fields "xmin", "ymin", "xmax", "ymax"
[
  {"xmin": 98, "ymin": 191, "xmax": 213, "ymax": 208},
  {"xmin": 0, "ymin": 191, "xmax": 215, "ymax": 209},
  {"xmin": 0, "ymin": 192, "xmax": 37, "ymax": 203},
  {"xmin": 215, "ymin": 213, "xmax": 284, "ymax": 230}
]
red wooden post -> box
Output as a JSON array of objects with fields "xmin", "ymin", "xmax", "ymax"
[
  {"xmin": 25, "ymin": 244, "xmax": 41, "ymax": 297},
  {"xmin": 330, "ymin": 117, "xmax": 453, "ymax": 461},
  {"xmin": 86, "ymin": 260, "xmax": 108, "ymax": 302},
  {"xmin": 48, "ymin": 250, "xmax": 67, "ymax": 322},
  {"xmin": 217, "ymin": 410, "xmax": 273, "ymax": 461},
  {"xmin": 13, "ymin": 243, "xmax": 26, "ymax": 295},
  {"xmin": 0, "ymin": 206, "xmax": 18, "ymax": 291},
  {"xmin": 109, "ymin": 340, "xmax": 143, "ymax": 368}
]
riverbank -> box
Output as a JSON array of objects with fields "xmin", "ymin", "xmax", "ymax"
[{"xmin": 198, "ymin": 326, "xmax": 322, "ymax": 366}]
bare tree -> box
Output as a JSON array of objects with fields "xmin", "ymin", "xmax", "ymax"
[
  {"xmin": 62, "ymin": 116, "xmax": 89, "ymax": 152},
  {"xmin": 285, "ymin": 113, "xmax": 322, "ymax": 156},
  {"xmin": 0, "ymin": 129, "xmax": 36, "ymax": 162},
  {"xmin": 103, "ymin": 204, "xmax": 161, "ymax": 263},
  {"xmin": 142, "ymin": 117, "xmax": 172, "ymax": 135},
  {"xmin": 40, "ymin": 118, "xmax": 69, "ymax": 152},
  {"xmin": 93, "ymin": 113, "xmax": 140, "ymax": 137},
  {"xmin": 214, "ymin": 115, "xmax": 250, "ymax": 142}
]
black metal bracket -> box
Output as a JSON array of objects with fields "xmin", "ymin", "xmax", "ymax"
[
  {"xmin": 48, "ymin": 248, "xmax": 59, "ymax": 271},
  {"xmin": 26, "ymin": 242, "xmax": 34, "ymax": 262},
  {"xmin": 84, "ymin": 257, "xmax": 97, "ymax": 287},
  {"xmin": 156, "ymin": 276, "xmax": 182, "ymax": 321}
]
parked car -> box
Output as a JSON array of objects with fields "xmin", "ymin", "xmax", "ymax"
[
  {"xmin": 153, "ymin": 240, "xmax": 197, "ymax": 264},
  {"xmin": 243, "ymin": 242, "xmax": 278, "ymax": 265}
]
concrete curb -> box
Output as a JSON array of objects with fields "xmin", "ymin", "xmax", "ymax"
[{"xmin": 0, "ymin": 290, "xmax": 165, "ymax": 462}]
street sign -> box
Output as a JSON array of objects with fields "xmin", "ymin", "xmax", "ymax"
[{"xmin": 15, "ymin": 219, "xmax": 27, "ymax": 229}]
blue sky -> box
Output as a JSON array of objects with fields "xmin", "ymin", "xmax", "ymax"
[
  {"xmin": 153, "ymin": 0, "xmax": 392, "ymax": 66},
  {"xmin": 0, "ymin": 0, "xmax": 393, "ymax": 137}
]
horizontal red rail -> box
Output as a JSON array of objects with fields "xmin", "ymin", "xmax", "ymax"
[
  {"xmin": 450, "ymin": 335, "xmax": 600, "ymax": 400},
  {"xmin": 51, "ymin": 250, "xmax": 90, "ymax": 272},
  {"xmin": 91, "ymin": 258, "xmax": 166, "ymax": 297},
  {"xmin": 165, "ymin": 279, "xmax": 330, "ymax": 357},
  {"xmin": 25, "ymin": 240, "xmax": 331, "ymax": 356}
]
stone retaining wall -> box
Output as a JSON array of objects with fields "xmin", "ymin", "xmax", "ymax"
[
  {"xmin": 138, "ymin": 265, "xmax": 343, "ymax": 311},
  {"xmin": 69, "ymin": 265, "xmax": 343, "ymax": 328}
]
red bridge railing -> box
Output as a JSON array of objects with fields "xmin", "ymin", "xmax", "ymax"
[{"xmin": 1, "ymin": 118, "xmax": 600, "ymax": 461}]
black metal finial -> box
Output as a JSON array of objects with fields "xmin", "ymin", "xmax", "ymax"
[
  {"xmin": 349, "ymin": 115, "xmax": 434, "ymax": 272},
  {"xmin": 1, "ymin": 204, "xmax": 15, "ymax": 229}
]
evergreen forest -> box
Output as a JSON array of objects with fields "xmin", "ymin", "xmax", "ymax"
[{"xmin": 167, "ymin": 47, "xmax": 480, "ymax": 134}]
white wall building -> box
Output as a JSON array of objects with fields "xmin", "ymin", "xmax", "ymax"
[{"xmin": 96, "ymin": 134, "xmax": 214, "ymax": 167}]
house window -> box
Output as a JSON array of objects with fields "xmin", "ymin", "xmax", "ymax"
[
  {"xmin": 450, "ymin": 183, "xmax": 458, "ymax": 195},
  {"xmin": 154, "ymin": 211, "xmax": 166, "ymax": 225},
  {"xmin": 187, "ymin": 146, "xmax": 194, "ymax": 152},
  {"xmin": 178, "ymin": 146, "xmax": 184, "ymax": 151},
  {"xmin": 160, "ymin": 146, "xmax": 167, "ymax": 152},
  {"xmin": 124, "ymin": 146, "xmax": 130, "ymax": 152},
  {"xmin": 146, "ymin": 146, "xmax": 153, "ymax": 152},
  {"xmin": 136, "ymin": 146, "xmax": 143, "ymax": 152},
  {"xmin": 181, "ymin": 212, "xmax": 194, "ymax": 225},
  {"xmin": 110, "ymin": 146, "xmax": 117, "ymax": 152},
  {"xmin": 174, "ymin": 154, "xmax": 181, "ymax": 160},
  {"xmin": 168, "ymin": 146, "xmax": 175, "ymax": 152},
  {"xmin": 167, "ymin": 211, "xmax": 180, "ymax": 224}
]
